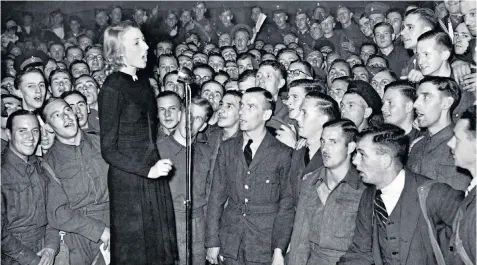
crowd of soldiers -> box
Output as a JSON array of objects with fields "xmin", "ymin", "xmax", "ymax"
[{"xmin": 1, "ymin": 1, "xmax": 476, "ymax": 265}]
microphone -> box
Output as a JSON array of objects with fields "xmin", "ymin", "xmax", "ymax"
[{"xmin": 177, "ymin": 67, "xmax": 194, "ymax": 84}]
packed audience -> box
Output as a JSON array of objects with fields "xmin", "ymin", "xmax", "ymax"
[{"xmin": 1, "ymin": 1, "xmax": 476, "ymax": 265}]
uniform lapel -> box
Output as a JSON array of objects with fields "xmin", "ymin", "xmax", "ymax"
[
  {"xmin": 235, "ymin": 134, "xmax": 248, "ymax": 168},
  {"xmin": 248, "ymin": 132, "xmax": 273, "ymax": 170},
  {"xmin": 399, "ymin": 170, "xmax": 421, "ymax": 263}
]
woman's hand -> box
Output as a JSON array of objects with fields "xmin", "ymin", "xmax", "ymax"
[{"xmin": 147, "ymin": 159, "xmax": 173, "ymax": 179}]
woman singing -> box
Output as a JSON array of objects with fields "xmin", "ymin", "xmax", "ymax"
[{"xmin": 99, "ymin": 21, "xmax": 177, "ymax": 265}]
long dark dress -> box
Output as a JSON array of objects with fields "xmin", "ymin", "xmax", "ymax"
[{"xmin": 98, "ymin": 71, "xmax": 177, "ymax": 265}]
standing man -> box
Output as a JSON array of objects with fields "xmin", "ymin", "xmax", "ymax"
[
  {"xmin": 2, "ymin": 110, "xmax": 59, "ymax": 265},
  {"xmin": 268, "ymin": 8, "xmax": 293, "ymax": 45},
  {"xmin": 288, "ymin": 119, "xmax": 366, "ymax": 265},
  {"xmin": 338, "ymin": 124, "xmax": 463, "ymax": 265},
  {"xmin": 206, "ymin": 87, "xmax": 294, "ymax": 265},
  {"xmin": 158, "ymin": 98, "xmax": 213, "ymax": 265},
  {"xmin": 290, "ymin": 92, "xmax": 340, "ymax": 203},
  {"xmin": 373, "ymin": 22, "xmax": 410, "ymax": 76},
  {"xmin": 447, "ymin": 105, "xmax": 476, "ymax": 265},
  {"xmin": 336, "ymin": 4, "xmax": 367, "ymax": 51},
  {"xmin": 408, "ymin": 76, "xmax": 471, "ymax": 191},
  {"xmin": 293, "ymin": 10, "xmax": 314, "ymax": 53}
]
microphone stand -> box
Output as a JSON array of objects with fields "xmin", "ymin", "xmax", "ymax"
[{"xmin": 178, "ymin": 67, "xmax": 193, "ymax": 265}]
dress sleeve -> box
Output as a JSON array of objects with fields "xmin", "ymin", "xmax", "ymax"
[{"xmin": 98, "ymin": 79, "xmax": 152, "ymax": 178}]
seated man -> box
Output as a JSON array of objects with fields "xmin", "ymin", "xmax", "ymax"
[
  {"xmin": 2, "ymin": 110, "xmax": 59, "ymax": 265},
  {"xmin": 41, "ymin": 98, "xmax": 110, "ymax": 265}
]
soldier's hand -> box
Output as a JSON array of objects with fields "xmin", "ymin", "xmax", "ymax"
[
  {"xmin": 461, "ymin": 72, "xmax": 476, "ymax": 92},
  {"xmin": 275, "ymin": 124, "xmax": 297, "ymax": 148},
  {"xmin": 36, "ymin": 248, "xmax": 55, "ymax": 265},
  {"xmin": 342, "ymin": 42, "xmax": 355, "ymax": 53},
  {"xmin": 401, "ymin": 69, "xmax": 424, "ymax": 83},
  {"xmin": 452, "ymin": 60, "xmax": 471, "ymax": 85},
  {"xmin": 206, "ymin": 247, "xmax": 222, "ymax": 264},
  {"xmin": 271, "ymin": 248, "xmax": 285, "ymax": 265}
]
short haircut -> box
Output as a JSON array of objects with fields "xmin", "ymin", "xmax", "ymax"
[
  {"xmin": 417, "ymin": 30, "xmax": 453, "ymax": 53},
  {"xmin": 358, "ymin": 123, "xmax": 409, "ymax": 165},
  {"xmin": 323, "ymin": 118, "xmax": 358, "ymax": 144},
  {"xmin": 191, "ymin": 97, "xmax": 213, "ymax": 122},
  {"xmin": 74, "ymin": 74, "xmax": 99, "ymax": 87},
  {"xmin": 386, "ymin": 8, "xmax": 403, "ymax": 18},
  {"xmin": 223, "ymin": 90, "xmax": 243, "ymax": 100},
  {"xmin": 220, "ymin": 46, "xmax": 237, "ymax": 54},
  {"xmin": 288, "ymin": 79, "xmax": 327, "ymax": 94},
  {"xmin": 404, "ymin": 8, "xmax": 437, "ymax": 30},
  {"xmin": 200, "ymin": 80, "xmax": 224, "ymax": 95},
  {"xmin": 49, "ymin": 69, "xmax": 72, "ymax": 85},
  {"xmin": 216, "ymin": 70, "xmax": 230, "ymax": 79},
  {"xmin": 65, "ymin": 45, "xmax": 83, "ymax": 56},
  {"xmin": 460, "ymin": 105, "xmax": 476, "ymax": 138},
  {"xmin": 158, "ymin": 54, "xmax": 178, "ymax": 65},
  {"xmin": 277, "ymin": 48, "xmax": 299, "ymax": 59},
  {"xmin": 156, "ymin": 39, "xmax": 174, "ymax": 48},
  {"xmin": 193, "ymin": 63, "xmax": 214, "ymax": 75},
  {"xmin": 69, "ymin": 60, "xmax": 90, "ymax": 74},
  {"xmin": 237, "ymin": 52, "xmax": 254, "ymax": 62},
  {"xmin": 304, "ymin": 91, "xmax": 341, "ymax": 122},
  {"xmin": 289, "ymin": 60, "xmax": 313, "ymax": 77},
  {"xmin": 367, "ymin": 55, "xmax": 389, "ymax": 67},
  {"xmin": 48, "ymin": 41, "xmax": 65, "ymax": 51},
  {"xmin": 156, "ymin": 91, "xmax": 184, "ymax": 109},
  {"xmin": 15, "ymin": 68, "xmax": 47, "ymax": 91},
  {"xmin": 373, "ymin": 22, "xmax": 394, "ymax": 34},
  {"xmin": 60, "ymin": 90, "xmax": 87, "ymax": 102},
  {"xmin": 238, "ymin": 69, "xmax": 257, "ymax": 83},
  {"xmin": 374, "ymin": 68, "xmax": 398, "ymax": 80},
  {"xmin": 1, "ymin": 94, "xmax": 21, "ymax": 102},
  {"xmin": 419, "ymin": 76, "xmax": 461, "ymax": 113},
  {"xmin": 361, "ymin": 42, "xmax": 378, "ymax": 52},
  {"xmin": 330, "ymin": 59, "xmax": 352, "ymax": 74},
  {"xmin": 208, "ymin": 52, "xmax": 225, "ymax": 61},
  {"xmin": 259, "ymin": 60, "xmax": 287, "ymax": 81},
  {"xmin": 6, "ymin": 109, "xmax": 37, "ymax": 131},
  {"xmin": 85, "ymin": 45, "xmax": 103, "ymax": 54},
  {"xmin": 244, "ymin": 87, "xmax": 275, "ymax": 112},
  {"xmin": 332, "ymin": 76, "xmax": 351, "ymax": 85},
  {"xmin": 384, "ymin": 80, "xmax": 417, "ymax": 102}
]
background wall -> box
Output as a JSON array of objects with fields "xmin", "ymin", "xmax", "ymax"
[{"xmin": 2, "ymin": 1, "xmax": 432, "ymax": 30}]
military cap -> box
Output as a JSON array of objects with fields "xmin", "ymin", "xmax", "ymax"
[
  {"xmin": 49, "ymin": 9, "xmax": 63, "ymax": 17},
  {"xmin": 14, "ymin": 49, "xmax": 48, "ymax": 72},
  {"xmin": 365, "ymin": 2, "xmax": 390, "ymax": 15},
  {"xmin": 273, "ymin": 5, "xmax": 287, "ymax": 16}
]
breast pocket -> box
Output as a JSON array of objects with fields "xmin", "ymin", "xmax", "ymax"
[
  {"xmin": 2, "ymin": 182, "xmax": 33, "ymax": 220},
  {"xmin": 57, "ymin": 164, "xmax": 89, "ymax": 205},
  {"xmin": 255, "ymin": 169, "xmax": 280, "ymax": 203},
  {"xmin": 333, "ymin": 196, "xmax": 361, "ymax": 238}
]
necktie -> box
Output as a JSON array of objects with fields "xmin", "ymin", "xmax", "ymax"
[
  {"xmin": 244, "ymin": 139, "xmax": 253, "ymax": 166},
  {"xmin": 374, "ymin": 190, "xmax": 388, "ymax": 227},
  {"xmin": 304, "ymin": 147, "xmax": 310, "ymax": 166}
]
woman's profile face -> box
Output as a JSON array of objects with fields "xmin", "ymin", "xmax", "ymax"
[{"xmin": 122, "ymin": 27, "xmax": 149, "ymax": 69}]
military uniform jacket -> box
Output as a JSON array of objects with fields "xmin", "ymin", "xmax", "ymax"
[
  {"xmin": 205, "ymin": 132, "xmax": 294, "ymax": 263},
  {"xmin": 407, "ymin": 125, "xmax": 472, "ymax": 191}
]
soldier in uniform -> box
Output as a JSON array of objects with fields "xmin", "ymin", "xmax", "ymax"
[
  {"xmin": 293, "ymin": 9, "xmax": 314, "ymax": 54},
  {"xmin": 2, "ymin": 110, "xmax": 59, "ymax": 265},
  {"xmin": 336, "ymin": 4, "xmax": 367, "ymax": 53},
  {"xmin": 447, "ymin": 105, "xmax": 476, "ymax": 265},
  {"xmin": 365, "ymin": 2, "xmax": 390, "ymax": 30},
  {"xmin": 267, "ymin": 7, "xmax": 294, "ymax": 46},
  {"xmin": 215, "ymin": 6, "xmax": 235, "ymax": 40},
  {"xmin": 205, "ymin": 87, "xmax": 294, "ymax": 265}
]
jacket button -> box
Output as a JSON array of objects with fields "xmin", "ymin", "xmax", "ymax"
[
  {"xmin": 392, "ymin": 251, "xmax": 399, "ymax": 255},
  {"xmin": 244, "ymin": 185, "xmax": 249, "ymax": 189},
  {"xmin": 247, "ymin": 171, "xmax": 250, "ymax": 174},
  {"xmin": 449, "ymin": 246, "xmax": 454, "ymax": 252},
  {"xmin": 245, "ymin": 198, "xmax": 249, "ymax": 203}
]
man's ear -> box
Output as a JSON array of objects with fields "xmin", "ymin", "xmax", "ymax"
[
  {"xmin": 347, "ymin": 141, "xmax": 357, "ymax": 154},
  {"xmin": 279, "ymin": 78, "xmax": 286, "ymax": 89},
  {"xmin": 87, "ymin": 104, "xmax": 90, "ymax": 114},
  {"xmin": 441, "ymin": 49, "xmax": 451, "ymax": 61},
  {"xmin": 405, "ymin": 101, "xmax": 414, "ymax": 114},
  {"xmin": 381, "ymin": 153, "xmax": 393, "ymax": 169},
  {"xmin": 441, "ymin": 95, "xmax": 455, "ymax": 111},
  {"xmin": 263, "ymin": 109, "xmax": 273, "ymax": 121},
  {"xmin": 199, "ymin": 122, "xmax": 208, "ymax": 132},
  {"xmin": 364, "ymin": 107, "xmax": 372, "ymax": 119},
  {"xmin": 391, "ymin": 33, "xmax": 396, "ymax": 41},
  {"xmin": 6, "ymin": 128, "xmax": 11, "ymax": 141}
]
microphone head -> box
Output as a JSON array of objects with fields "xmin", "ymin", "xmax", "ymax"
[{"xmin": 177, "ymin": 67, "xmax": 194, "ymax": 83}]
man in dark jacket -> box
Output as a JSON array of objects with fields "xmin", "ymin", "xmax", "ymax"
[
  {"xmin": 205, "ymin": 88, "xmax": 294, "ymax": 265},
  {"xmin": 447, "ymin": 105, "xmax": 476, "ymax": 265},
  {"xmin": 2, "ymin": 110, "xmax": 59, "ymax": 265},
  {"xmin": 338, "ymin": 124, "xmax": 463, "ymax": 265}
]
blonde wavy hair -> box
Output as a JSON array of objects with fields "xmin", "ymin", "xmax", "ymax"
[{"xmin": 103, "ymin": 20, "xmax": 137, "ymax": 76}]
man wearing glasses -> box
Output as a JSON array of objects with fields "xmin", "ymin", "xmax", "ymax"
[
  {"xmin": 287, "ymin": 61, "xmax": 313, "ymax": 83},
  {"xmin": 85, "ymin": 45, "xmax": 104, "ymax": 72}
]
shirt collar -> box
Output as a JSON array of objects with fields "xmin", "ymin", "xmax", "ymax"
[
  {"xmin": 3, "ymin": 148, "xmax": 39, "ymax": 176},
  {"xmin": 427, "ymin": 124, "xmax": 454, "ymax": 143},
  {"xmin": 380, "ymin": 169, "xmax": 406, "ymax": 195},
  {"xmin": 467, "ymin": 178, "xmax": 477, "ymax": 196}
]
